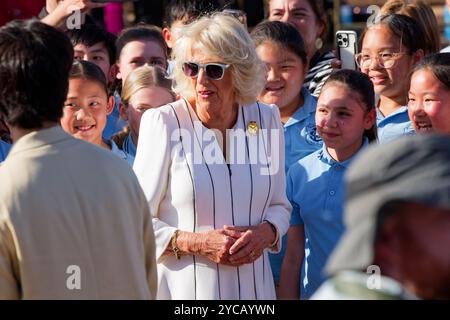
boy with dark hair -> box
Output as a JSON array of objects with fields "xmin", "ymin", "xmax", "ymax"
[
  {"xmin": 66, "ymin": 23, "xmax": 117, "ymax": 82},
  {"xmin": 0, "ymin": 19, "xmax": 157, "ymax": 299}
]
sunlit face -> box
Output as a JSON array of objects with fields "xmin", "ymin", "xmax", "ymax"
[
  {"xmin": 408, "ymin": 69, "xmax": 450, "ymax": 135},
  {"xmin": 256, "ymin": 41, "xmax": 307, "ymax": 115},
  {"xmin": 268, "ymin": 0, "xmax": 324, "ymax": 58},
  {"xmin": 116, "ymin": 40, "xmax": 167, "ymax": 82},
  {"xmin": 360, "ymin": 25, "xmax": 419, "ymax": 101},
  {"xmin": 74, "ymin": 42, "xmax": 111, "ymax": 81},
  {"xmin": 120, "ymin": 87, "xmax": 175, "ymax": 145},
  {"xmin": 383, "ymin": 202, "xmax": 450, "ymax": 299},
  {"xmin": 61, "ymin": 78, "xmax": 113, "ymax": 147},
  {"xmin": 316, "ymin": 83, "xmax": 375, "ymax": 159},
  {"xmin": 188, "ymin": 48, "xmax": 236, "ymax": 120}
]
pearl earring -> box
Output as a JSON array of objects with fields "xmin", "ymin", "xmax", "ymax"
[{"xmin": 315, "ymin": 38, "xmax": 323, "ymax": 50}]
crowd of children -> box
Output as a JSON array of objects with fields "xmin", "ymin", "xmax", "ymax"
[{"xmin": 1, "ymin": 0, "xmax": 450, "ymax": 300}]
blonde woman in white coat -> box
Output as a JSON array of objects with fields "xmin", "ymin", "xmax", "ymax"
[{"xmin": 133, "ymin": 13, "xmax": 292, "ymax": 300}]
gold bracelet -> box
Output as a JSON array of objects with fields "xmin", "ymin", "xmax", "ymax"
[
  {"xmin": 171, "ymin": 229, "xmax": 181, "ymax": 260},
  {"xmin": 263, "ymin": 220, "xmax": 278, "ymax": 248}
]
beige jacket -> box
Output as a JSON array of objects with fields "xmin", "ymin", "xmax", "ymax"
[{"xmin": 0, "ymin": 126, "xmax": 157, "ymax": 299}]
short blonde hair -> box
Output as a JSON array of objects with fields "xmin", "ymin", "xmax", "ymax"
[
  {"xmin": 121, "ymin": 65, "xmax": 176, "ymax": 105},
  {"xmin": 380, "ymin": 0, "xmax": 439, "ymax": 54},
  {"xmin": 171, "ymin": 13, "xmax": 265, "ymax": 106}
]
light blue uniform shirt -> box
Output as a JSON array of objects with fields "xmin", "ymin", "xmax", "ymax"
[
  {"xmin": 103, "ymin": 92, "xmax": 128, "ymax": 140},
  {"xmin": 109, "ymin": 135, "xmax": 135, "ymax": 167},
  {"xmin": 283, "ymin": 88, "xmax": 323, "ymax": 172},
  {"xmin": 287, "ymin": 139, "xmax": 368, "ymax": 299},
  {"xmin": 0, "ymin": 139, "xmax": 11, "ymax": 162},
  {"xmin": 269, "ymin": 87, "xmax": 322, "ymax": 283},
  {"xmin": 376, "ymin": 106, "xmax": 415, "ymax": 144}
]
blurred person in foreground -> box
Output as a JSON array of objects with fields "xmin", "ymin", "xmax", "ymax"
[{"xmin": 0, "ymin": 19, "xmax": 157, "ymax": 299}]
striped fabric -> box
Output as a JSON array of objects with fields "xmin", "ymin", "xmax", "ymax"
[{"xmin": 304, "ymin": 51, "xmax": 334, "ymax": 97}]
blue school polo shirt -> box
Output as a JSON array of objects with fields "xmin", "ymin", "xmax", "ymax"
[
  {"xmin": 123, "ymin": 134, "xmax": 136, "ymax": 157},
  {"xmin": 121, "ymin": 134, "xmax": 137, "ymax": 166},
  {"xmin": 269, "ymin": 87, "xmax": 323, "ymax": 284},
  {"xmin": 287, "ymin": 139, "xmax": 368, "ymax": 299},
  {"xmin": 376, "ymin": 106, "xmax": 415, "ymax": 144},
  {"xmin": 103, "ymin": 92, "xmax": 128, "ymax": 140},
  {"xmin": 109, "ymin": 137, "xmax": 135, "ymax": 167},
  {"xmin": 283, "ymin": 88, "xmax": 323, "ymax": 172},
  {"xmin": 0, "ymin": 139, "xmax": 11, "ymax": 162}
]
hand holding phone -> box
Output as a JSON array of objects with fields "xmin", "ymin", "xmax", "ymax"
[{"xmin": 336, "ymin": 30, "xmax": 358, "ymax": 70}]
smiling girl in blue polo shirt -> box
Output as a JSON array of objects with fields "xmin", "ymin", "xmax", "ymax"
[
  {"xmin": 252, "ymin": 20, "xmax": 323, "ymax": 172},
  {"xmin": 251, "ymin": 21, "xmax": 323, "ymax": 288},
  {"xmin": 279, "ymin": 70, "xmax": 377, "ymax": 299},
  {"xmin": 357, "ymin": 14, "xmax": 427, "ymax": 143}
]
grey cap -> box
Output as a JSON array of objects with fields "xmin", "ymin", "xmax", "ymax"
[{"xmin": 326, "ymin": 134, "xmax": 450, "ymax": 275}]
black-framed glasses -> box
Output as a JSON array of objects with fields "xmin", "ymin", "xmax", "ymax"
[{"xmin": 182, "ymin": 62, "xmax": 230, "ymax": 80}]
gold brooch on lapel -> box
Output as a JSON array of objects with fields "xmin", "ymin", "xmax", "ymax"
[{"xmin": 247, "ymin": 121, "xmax": 259, "ymax": 135}]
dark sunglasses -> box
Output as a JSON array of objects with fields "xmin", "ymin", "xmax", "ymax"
[{"xmin": 182, "ymin": 62, "xmax": 230, "ymax": 80}]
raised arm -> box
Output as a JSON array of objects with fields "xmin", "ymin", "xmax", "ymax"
[{"xmin": 41, "ymin": 0, "xmax": 106, "ymax": 30}]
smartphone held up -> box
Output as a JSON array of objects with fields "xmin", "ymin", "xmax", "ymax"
[{"xmin": 336, "ymin": 30, "xmax": 358, "ymax": 70}]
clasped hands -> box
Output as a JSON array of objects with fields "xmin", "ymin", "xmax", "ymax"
[{"xmin": 199, "ymin": 222, "xmax": 277, "ymax": 267}]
